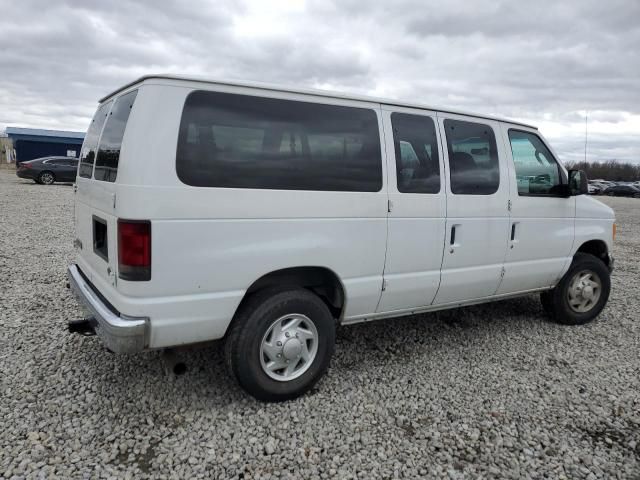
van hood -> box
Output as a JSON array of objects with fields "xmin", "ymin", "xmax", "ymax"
[{"xmin": 576, "ymin": 195, "xmax": 615, "ymax": 220}]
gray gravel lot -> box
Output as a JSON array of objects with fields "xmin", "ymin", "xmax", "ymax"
[{"xmin": 1, "ymin": 169, "xmax": 639, "ymax": 479}]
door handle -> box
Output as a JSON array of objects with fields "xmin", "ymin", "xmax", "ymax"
[
  {"xmin": 449, "ymin": 225, "xmax": 458, "ymax": 253},
  {"xmin": 510, "ymin": 222, "xmax": 519, "ymax": 248}
]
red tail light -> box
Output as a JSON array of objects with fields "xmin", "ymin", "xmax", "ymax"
[
  {"xmin": 20, "ymin": 163, "xmax": 31, "ymax": 169},
  {"xmin": 118, "ymin": 220, "xmax": 151, "ymax": 281}
]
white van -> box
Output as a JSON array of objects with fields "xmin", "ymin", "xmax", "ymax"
[{"xmin": 68, "ymin": 75, "xmax": 615, "ymax": 401}]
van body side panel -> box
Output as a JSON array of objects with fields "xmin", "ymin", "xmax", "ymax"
[
  {"xmin": 433, "ymin": 113, "xmax": 511, "ymax": 304},
  {"xmin": 376, "ymin": 106, "xmax": 446, "ymax": 312},
  {"xmin": 573, "ymin": 195, "xmax": 615, "ymax": 263},
  {"xmin": 107, "ymin": 84, "xmax": 388, "ymax": 348},
  {"xmin": 573, "ymin": 219, "xmax": 614, "ymax": 253},
  {"xmin": 496, "ymin": 124, "xmax": 575, "ymax": 293}
]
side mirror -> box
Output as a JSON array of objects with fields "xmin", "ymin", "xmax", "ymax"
[{"xmin": 568, "ymin": 169, "xmax": 588, "ymax": 196}]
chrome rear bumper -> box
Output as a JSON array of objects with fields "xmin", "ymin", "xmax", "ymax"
[{"xmin": 67, "ymin": 264, "xmax": 148, "ymax": 353}]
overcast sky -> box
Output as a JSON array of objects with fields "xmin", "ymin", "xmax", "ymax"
[{"xmin": 1, "ymin": 0, "xmax": 639, "ymax": 164}]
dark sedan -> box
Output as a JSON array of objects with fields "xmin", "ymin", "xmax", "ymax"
[
  {"xmin": 602, "ymin": 184, "xmax": 640, "ymax": 198},
  {"xmin": 16, "ymin": 156, "xmax": 79, "ymax": 185}
]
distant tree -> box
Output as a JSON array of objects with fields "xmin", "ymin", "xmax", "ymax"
[{"xmin": 565, "ymin": 160, "xmax": 640, "ymax": 182}]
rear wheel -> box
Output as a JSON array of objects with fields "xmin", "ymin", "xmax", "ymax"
[
  {"xmin": 544, "ymin": 253, "xmax": 610, "ymax": 325},
  {"xmin": 225, "ymin": 288, "xmax": 336, "ymax": 402},
  {"xmin": 38, "ymin": 171, "xmax": 55, "ymax": 185}
]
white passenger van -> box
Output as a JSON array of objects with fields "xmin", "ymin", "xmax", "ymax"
[{"xmin": 68, "ymin": 75, "xmax": 615, "ymax": 401}]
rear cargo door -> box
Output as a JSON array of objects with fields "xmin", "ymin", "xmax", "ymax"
[{"xmin": 74, "ymin": 90, "xmax": 138, "ymax": 287}]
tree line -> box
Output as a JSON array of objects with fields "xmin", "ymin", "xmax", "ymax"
[{"xmin": 565, "ymin": 160, "xmax": 640, "ymax": 182}]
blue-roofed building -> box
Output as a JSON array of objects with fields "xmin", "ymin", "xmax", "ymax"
[{"xmin": 5, "ymin": 127, "xmax": 85, "ymax": 164}]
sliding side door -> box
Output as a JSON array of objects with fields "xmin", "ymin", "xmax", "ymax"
[{"xmin": 376, "ymin": 106, "xmax": 446, "ymax": 312}]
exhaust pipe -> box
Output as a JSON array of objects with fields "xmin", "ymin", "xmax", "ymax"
[
  {"xmin": 68, "ymin": 318, "xmax": 96, "ymax": 336},
  {"xmin": 162, "ymin": 349, "xmax": 187, "ymax": 376}
]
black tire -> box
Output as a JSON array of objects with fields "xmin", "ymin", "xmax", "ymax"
[
  {"xmin": 38, "ymin": 171, "xmax": 55, "ymax": 185},
  {"xmin": 225, "ymin": 288, "xmax": 336, "ymax": 402},
  {"xmin": 546, "ymin": 253, "xmax": 611, "ymax": 325}
]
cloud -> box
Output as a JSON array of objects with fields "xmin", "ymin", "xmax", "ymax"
[{"xmin": 0, "ymin": 0, "xmax": 638, "ymax": 163}]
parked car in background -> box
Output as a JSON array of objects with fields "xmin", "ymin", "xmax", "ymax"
[
  {"xmin": 587, "ymin": 180, "xmax": 604, "ymax": 195},
  {"xmin": 16, "ymin": 156, "xmax": 79, "ymax": 184},
  {"xmin": 602, "ymin": 184, "xmax": 640, "ymax": 198}
]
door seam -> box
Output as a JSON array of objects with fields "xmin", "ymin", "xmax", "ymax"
[{"xmin": 374, "ymin": 104, "xmax": 391, "ymax": 313}]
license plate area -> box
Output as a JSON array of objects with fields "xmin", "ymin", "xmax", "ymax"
[{"xmin": 92, "ymin": 215, "xmax": 108, "ymax": 262}]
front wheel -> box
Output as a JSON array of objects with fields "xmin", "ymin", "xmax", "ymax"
[
  {"xmin": 544, "ymin": 253, "xmax": 611, "ymax": 325},
  {"xmin": 225, "ymin": 288, "xmax": 336, "ymax": 402}
]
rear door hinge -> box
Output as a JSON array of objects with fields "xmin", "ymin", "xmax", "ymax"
[
  {"xmin": 382, "ymin": 279, "xmax": 388, "ymax": 291},
  {"xmin": 113, "ymin": 193, "xmax": 116, "ymax": 209},
  {"xmin": 500, "ymin": 267, "xmax": 506, "ymax": 278}
]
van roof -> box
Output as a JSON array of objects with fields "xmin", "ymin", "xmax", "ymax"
[{"xmin": 101, "ymin": 74, "xmax": 538, "ymax": 130}]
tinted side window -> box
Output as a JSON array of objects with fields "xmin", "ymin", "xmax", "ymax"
[
  {"xmin": 444, "ymin": 119, "xmax": 499, "ymax": 195},
  {"xmin": 508, "ymin": 130, "xmax": 563, "ymax": 195},
  {"xmin": 79, "ymin": 102, "xmax": 111, "ymax": 178},
  {"xmin": 176, "ymin": 91, "xmax": 382, "ymax": 191},
  {"xmin": 391, "ymin": 113, "xmax": 440, "ymax": 193},
  {"xmin": 94, "ymin": 90, "xmax": 138, "ymax": 182}
]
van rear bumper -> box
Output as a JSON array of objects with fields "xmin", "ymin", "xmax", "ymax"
[{"xmin": 67, "ymin": 264, "xmax": 148, "ymax": 353}]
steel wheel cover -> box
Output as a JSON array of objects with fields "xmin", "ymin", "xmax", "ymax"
[
  {"xmin": 567, "ymin": 269, "xmax": 602, "ymax": 313},
  {"xmin": 259, "ymin": 313, "xmax": 319, "ymax": 382}
]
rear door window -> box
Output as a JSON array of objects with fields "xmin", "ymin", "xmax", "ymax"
[
  {"xmin": 79, "ymin": 102, "xmax": 111, "ymax": 178},
  {"xmin": 94, "ymin": 90, "xmax": 138, "ymax": 182}
]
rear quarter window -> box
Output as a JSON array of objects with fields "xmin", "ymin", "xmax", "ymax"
[{"xmin": 176, "ymin": 90, "xmax": 383, "ymax": 192}]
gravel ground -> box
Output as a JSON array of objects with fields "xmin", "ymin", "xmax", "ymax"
[{"xmin": 1, "ymin": 169, "xmax": 639, "ymax": 479}]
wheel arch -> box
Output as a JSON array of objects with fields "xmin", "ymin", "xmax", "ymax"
[
  {"xmin": 233, "ymin": 266, "xmax": 347, "ymax": 325},
  {"xmin": 575, "ymin": 239, "xmax": 610, "ymax": 267}
]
